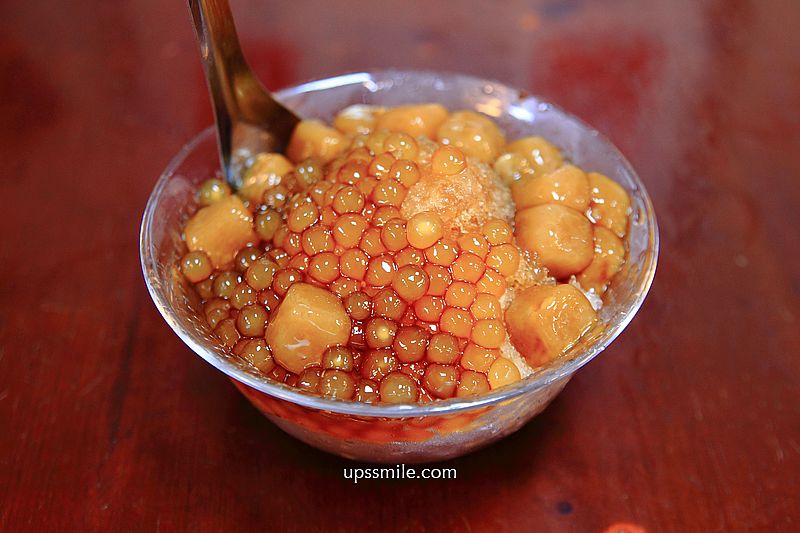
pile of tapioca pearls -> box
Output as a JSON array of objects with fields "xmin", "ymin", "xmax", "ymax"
[{"xmin": 177, "ymin": 103, "xmax": 632, "ymax": 403}]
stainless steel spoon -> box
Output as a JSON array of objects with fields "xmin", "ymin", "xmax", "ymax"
[{"xmin": 188, "ymin": 0, "xmax": 300, "ymax": 188}]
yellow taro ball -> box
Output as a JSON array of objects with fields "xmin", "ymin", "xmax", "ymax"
[
  {"xmin": 265, "ymin": 283, "xmax": 351, "ymax": 374},
  {"xmin": 375, "ymin": 104, "xmax": 449, "ymax": 139},
  {"xmin": 577, "ymin": 226, "xmax": 626, "ymax": 294},
  {"xmin": 239, "ymin": 153, "xmax": 293, "ymax": 203},
  {"xmin": 333, "ymin": 104, "xmax": 386, "ymax": 135},
  {"xmin": 184, "ymin": 195, "xmax": 256, "ymax": 268},
  {"xmin": 436, "ymin": 110, "xmax": 506, "ymax": 163},
  {"xmin": 511, "ymin": 164, "xmax": 590, "ymax": 212},
  {"xmin": 286, "ymin": 120, "xmax": 346, "ymax": 163},
  {"xmin": 515, "ymin": 204, "xmax": 593, "ymax": 279},
  {"xmin": 506, "ymin": 136, "xmax": 563, "ymax": 176},
  {"xmin": 588, "ymin": 172, "xmax": 631, "ymax": 238},
  {"xmin": 493, "ymin": 152, "xmax": 533, "ymax": 185},
  {"xmin": 505, "ymin": 284, "xmax": 597, "ymax": 367}
]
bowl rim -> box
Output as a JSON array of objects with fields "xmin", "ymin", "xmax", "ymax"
[{"xmin": 140, "ymin": 69, "xmax": 659, "ymax": 418}]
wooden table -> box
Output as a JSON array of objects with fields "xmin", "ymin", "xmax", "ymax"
[{"xmin": 2, "ymin": 0, "xmax": 798, "ymax": 531}]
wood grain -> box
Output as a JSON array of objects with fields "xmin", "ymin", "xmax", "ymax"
[{"xmin": 1, "ymin": 0, "xmax": 798, "ymax": 531}]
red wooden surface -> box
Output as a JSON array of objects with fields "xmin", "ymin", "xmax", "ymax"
[{"xmin": 2, "ymin": 0, "xmax": 799, "ymax": 531}]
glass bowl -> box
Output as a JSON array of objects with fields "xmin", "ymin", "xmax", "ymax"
[{"xmin": 140, "ymin": 70, "xmax": 658, "ymax": 463}]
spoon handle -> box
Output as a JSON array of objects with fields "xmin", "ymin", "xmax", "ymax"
[
  {"xmin": 188, "ymin": 0, "xmax": 300, "ymax": 186},
  {"xmin": 188, "ymin": 0, "xmax": 244, "ymax": 176}
]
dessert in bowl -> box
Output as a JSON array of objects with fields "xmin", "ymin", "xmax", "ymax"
[{"xmin": 141, "ymin": 70, "xmax": 658, "ymax": 462}]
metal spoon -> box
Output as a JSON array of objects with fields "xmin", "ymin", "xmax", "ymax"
[{"xmin": 188, "ymin": 0, "xmax": 300, "ymax": 188}]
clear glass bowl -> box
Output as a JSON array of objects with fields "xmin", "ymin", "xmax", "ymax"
[{"xmin": 140, "ymin": 70, "xmax": 658, "ymax": 463}]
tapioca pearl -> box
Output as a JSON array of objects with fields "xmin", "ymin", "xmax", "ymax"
[
  {"xmin": 425, "ymin": 238, "xmax": 459, "ymax": 266},
  {"xmin": 365, "ymin": 317, "xmax": 399, "ymax": 349},
  {"xmin": 460, "ymin": 343, "xmax": 499, "ymax": 373},
  {"xmin": 372, "ymin": 288, "xmax": 407, "ymax": 321},
  {"xmin": 413, "ymin": 295, "xmax": 445, "ymax": 322},
  {"xmin": 407, "ymin": 212, "xmax": 444, "ymax": 250},
  {"xmin": 180, "ymin": 251, "xmax": 213, "ymax": 283},
  {"xmin": 393, "ymin": 325, "xmax": 430, "ymax": 363},
  {"xmin": 308, "ymin": 252, "xmax": 340, "ymax": 284},
  {"xmin": 451, "ymin": 253, "xmax": 485, "ymax": 283},
  {"xmin": 426, "ymin": 333, "xmax": 460, "ymax": 364},
  {"xmin": 456, "ymin": 370, "xmax": 490, "ymax": 397},
  {"xmin": 380, "ymin": 219, "xmax": 408, "ymax": 251},
  {"xmin": 391, "ymin": 265, "xmax": 430, "ymax": 302},
  {"xmin": 445, "ymin": 281, "xmax": 477, "ymax": 309},
  {"xmin": 360, "ymin": 349, "xmax": 400, "ymax": 381},
  {"xmin": 423, "ymin": 264, "xmax": 451, "ymax": 296},
  {"xmin": 487, "ymin": 357, "xmax": 522, "ymax": 389},
  {"xmin": 319, "ymin": 370, "xmax": 357, "ymax": 400},
  {"xmin": 301, "ymin": 226, "xmax": 335, "ymax": 256},
  {"xmin": 340, "ymin": 248, "xmax": 369, "ymax": 280},
  {"xmin": 422, "ymin": 364, "xmax": 459, "ymax": 399},
  {"xmin": 379, "ymin": 372, "xmax": 419, "ymax": 403},
  {"xmin": 439, "ymin": 307, "xmax": 473, "ymax": 339}
]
